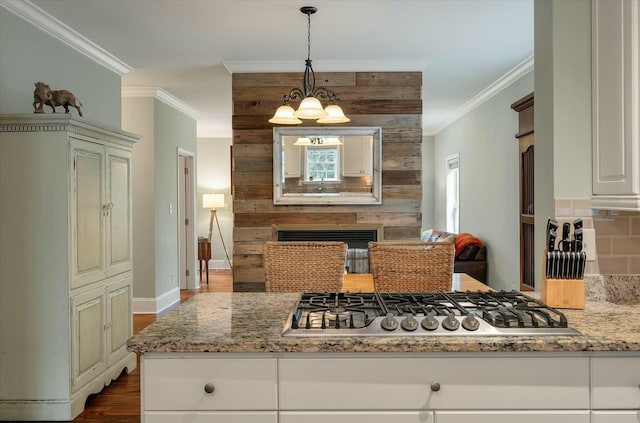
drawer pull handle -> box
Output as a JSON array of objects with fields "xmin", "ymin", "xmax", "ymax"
[
  {"xmin": 204, "ymin": 383, "xmax": 215, "ymax": 394},
  {"xmin": 430, "ymin": 382, "xmax": 441, "ymax": 392}
]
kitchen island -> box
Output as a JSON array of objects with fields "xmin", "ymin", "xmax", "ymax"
[{"xmin": 129, "ymin": 288, "xmax": 640, "ymax": 423}]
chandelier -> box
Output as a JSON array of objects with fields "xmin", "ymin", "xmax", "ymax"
[{"xmin": 268, "ymin": 6, "xmax": 350, "ymax": 125}]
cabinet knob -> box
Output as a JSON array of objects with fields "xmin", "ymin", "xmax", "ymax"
[
  {"xmin": 204, "ymin": 383, "xmax": 215, "ymax": 394},
  {"xmin": 430, "ymin": 382, "xmax": 441, "ymax": 392}
]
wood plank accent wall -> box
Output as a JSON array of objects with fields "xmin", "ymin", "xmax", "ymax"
[{"xmin": 232, "ymin": 71, "xmax": 423, "ymax": 291}]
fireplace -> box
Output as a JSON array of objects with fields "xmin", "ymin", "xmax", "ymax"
[{"xmin": 275, "ymin": 225, "xmax": 381, "ymax": 273}]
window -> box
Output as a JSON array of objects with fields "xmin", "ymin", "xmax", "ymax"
[
  {"xmin": 446, "ymin": 153, "xmax": 460, "ymax": 233},
  {"xmin": 305, "ymin": 146, "xmax": 340, "ymax": 181}
]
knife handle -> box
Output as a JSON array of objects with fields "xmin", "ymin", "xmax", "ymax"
[{"xmin": 562, "ymin": 222, "xmax": 571, "ymax": 240}]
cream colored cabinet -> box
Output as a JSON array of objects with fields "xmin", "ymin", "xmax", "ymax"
[
  {"xmin": 592, "ymin": 0, "xmax": 640, "ymax": 210},
  {"xmin": 591, "ymin": 357, "xmax": 640, "ymax": 411},
  {"xmin": 342, "ymin": 136, "xmax": 372, "ymax": 177},
  {"xmin": 283, "ymin": 136, "xmax": 301, "ymax": 178},
  {"xmin": 591, "ymin": 411, "xmax": 640, "ymax": 422},
  {"xmin": 71, "ymin": 140, "xmax": 132, "ymax": 289},
  {"xmin": 0, "ymin": 115, "xmax": 138, "ymax": 421},
  {"xmin": 435, "ymin": 412, "xmax": 589, "ymax": 423},
  {"xmin": 142, "ymin": 355, "xmax": 278, "ymax": 422},
  {"xmin": 279, "ymin": 356, "xmax": 589, "ymax": 411},
  {"xmin": 279, "ymin": 412, "xmax": 433, "ymax": 423}
]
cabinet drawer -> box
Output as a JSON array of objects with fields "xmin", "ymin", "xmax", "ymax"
[
  {"xmin": 436, "ymin": 411, "xmax": 590, "ymax": 423},
  {"xmin": 279, "ymin": 357, "xmax": 589, "ymax": 410},
  {"xmin": 592, "ymin": 411, "xmax": 640, "ymax": 422},
  {"xmin": 280, "ymin": 411, "xmax": 433, "ymax": 423},
  {"xmin": 144, "ymin": 411, "xmax": 277, "ymax": 423},
  {"xmin": 591, "ymin": 357, "xmax": 640, "ymax": 409},
  {"xmin": 143, "ymin": 357, "xmax": 277, "ymax": 411}
]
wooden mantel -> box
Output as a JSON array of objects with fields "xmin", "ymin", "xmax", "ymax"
[{"xmin": 232, "ymin": 71, "xmax": 423, "ymax": 291}]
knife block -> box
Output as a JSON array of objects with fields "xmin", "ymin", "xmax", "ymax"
[{"xmin": 541, "ymin": 251, "xmax": 585, "ymax": 309}]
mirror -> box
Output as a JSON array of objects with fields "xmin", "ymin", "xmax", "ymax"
[{"xmin": 273, "ymin": 127, "xmax": 382, "ymax": 205}]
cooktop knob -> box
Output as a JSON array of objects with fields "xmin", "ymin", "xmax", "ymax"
[
  {"xmin": 461, "ymin": 313, "xmax": 480, "ymax": 331},
  {"xmin": 380, "ymin": 313, "xmax": 399, "ymax": 331},
  {"xmin": 421, "ymin": 314, "xmax": 439, "ymax": 331},
  {"xmin": 441, "ymin": 312, "xmax": 460, "ymax": 331},
  {"xmin": 400, "ymin": 315, "xmax": 418, "ymax": 331}
]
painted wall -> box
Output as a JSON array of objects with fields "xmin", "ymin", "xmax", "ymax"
[
  {"xmin": 121, "ymin": 96, "xmax": 197, "ymax": 302},
  {"xmin": 197, "ymin": 137, "xmax": 233, "ymax": 270},
  {"xmin": 0, "ymin": 8, "xmax": 121, "ymax": 126},
  {"xmin": 122, "ymin": 97, "xmax": 156, "ymax": 299},
  {"xmin": 153, "ymin": 100, "xmax": 197, "ymax": 296},
  {"xmin": 433, "ymin": 71, "xmax": 534, "ymax": 292}
]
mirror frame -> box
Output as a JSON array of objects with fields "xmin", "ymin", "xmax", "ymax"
[{"xmin": 273, "ymin": 126, "xmax": 382, "ymax": 205}]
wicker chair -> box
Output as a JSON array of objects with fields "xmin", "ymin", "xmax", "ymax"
[
  {"xmin": 368, "ymin": 241, "xmax": 455, "ymax": 292},
  {"xmin": 263, "ymin": 241, "xmax": 348, "ymax": 292}
]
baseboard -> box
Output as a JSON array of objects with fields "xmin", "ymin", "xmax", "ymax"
[
  {"xmin": 0, "ymin": 399, "xmax": 72, "ymax": 421},
  {"xmin": 133, "ymin": 286, "xmax": 180, "ymax": 314},
  {"xmin": 209, "ymin": 259, "xmax": 231, "ymax": 270}
]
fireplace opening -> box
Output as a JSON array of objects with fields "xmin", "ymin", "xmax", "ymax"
[{"xmin": 277, "ymin": 229, "xmax": 377, "ymax": 273}]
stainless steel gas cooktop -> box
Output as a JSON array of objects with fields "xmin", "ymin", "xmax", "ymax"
[{"xmin": 282, "ymin": 291, "xmax": 580, "ymax": 337}]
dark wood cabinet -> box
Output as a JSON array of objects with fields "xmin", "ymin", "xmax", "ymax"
[
  {"xmin": 198, "ymin": 237, "xmax": 211, "ymax": 284},
  {"xmin": 511, "ymin": 93, "xmax": 535, "ymax": 291}
]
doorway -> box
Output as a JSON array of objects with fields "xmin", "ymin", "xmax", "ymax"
[{"xmin": 177, "ymin": 149, "xmax": 196, "ymax": 289}]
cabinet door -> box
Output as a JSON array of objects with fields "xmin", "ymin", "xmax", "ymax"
[
  {"xmin": 71, "ymin": 287, "xmax": 106, "ymax": 391},
  {"xmin": 592, "ymin": 0, "xmax": 640, "ymax": 198},
  {"xmin": 70, "ymin": 140, "xmax": 106, "ymax": 288},
  {"xmin": 280, "ymin": 411, "xmax": 432, "ymax": 423},
  {"xmin": 106, "ymin": 277, "xmax": 132, "ymax": 367},
  {"xmin": 105, "ymin": 148, "xmax": 132, "ymax": 276},
  {"xmin": 283, "ymin": 137, "xmax": 301, "ymax": 178},
  {"xmin": 591, "ymin": 357, "xmax": 640, "ymax": 409},
  {"xmin": 436, "ymin": 411, "xmax": 589, "ymax": 423},
  {"xmin": 343, "ymin": 136, "xmax": 371, "ymax": 176}
]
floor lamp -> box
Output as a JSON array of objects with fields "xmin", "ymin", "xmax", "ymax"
[{"xmin": 203, "ymin": 193, "xmax": 232, "ymax": 269}]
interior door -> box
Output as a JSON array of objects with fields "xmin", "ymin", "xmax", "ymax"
[{"xmin": 177, "ymin": 151, "xmax": 196, "ymax": 289}]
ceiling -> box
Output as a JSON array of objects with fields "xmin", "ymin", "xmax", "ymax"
[{"xmin": 28, "ymin": 0, "xmax": 534, "ymax": 138}]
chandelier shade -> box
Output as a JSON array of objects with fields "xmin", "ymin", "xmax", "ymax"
[
  {"xmin": 294, "ymin": 136, "xmax": 343, "ymax": 146},
  {"xmin": 268, "ymin": 105, "xmax": 303, "ymax": 124},
  {"xmin": 268, "ymin": 6, "xmax": 349, "ymax": 125}
]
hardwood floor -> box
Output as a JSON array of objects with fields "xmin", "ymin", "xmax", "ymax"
[{"xmin": 34, "ymin": 270, "xmax": 232, "ymax": 423}]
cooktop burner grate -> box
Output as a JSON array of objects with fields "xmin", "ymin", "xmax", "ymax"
[{"xmin": 283, "ymin": 290, "xmax": 580, "ymax": 337}]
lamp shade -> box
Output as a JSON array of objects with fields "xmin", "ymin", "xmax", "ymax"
[
  {"xmin": 203, "ymin": 193, "xmax": 225, "ymax": 209},
  {"xmin": 269, "ymin": 105, "xmax": 302, "ymax": 124},
  {"xmin": 317, "ymin": 104, "xmax": 351, "ymax": 123},
  {"xmin": 294, "ymin": 96, "xmax": 328, "ymax": 119}
]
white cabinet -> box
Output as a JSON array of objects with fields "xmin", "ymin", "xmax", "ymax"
[
  {"xmin": 435, "ymin": 411, "xmax": 590, "ymax": 423},
  {"xmin": 342, "ymin": 135, "xmax": 372, "ymax": 176},
  {"xmin": 140, "ymin": 353, "xmax": 640, "ymax": 422},
  {"xmin": 592, "ymin": 0, "xmax": 640, "ymax": 210},
  {"xmin": 592, "ymin": 411, "xmax": 640, "ymax": 422},
  {"xmin": 591, "ymin": 357, "xmax": 640, "ymax": 410},
  {"xmin": 280, "ymin": 411, "xmax": 433, "ymax": 423},
  {"xmin": 278, "ymin": 357, "xmax": 589, "ymax": 411},
  {"xmin": 142, "ymin": 355, "xmax": 278, "ymax": 422},
  {"xmin": 0, "ymin": 115, "xmax": 138, "ymax": 421},
  {"xmin": 283, "ymin": 136, "xmax": 301, "ymax": 178}
]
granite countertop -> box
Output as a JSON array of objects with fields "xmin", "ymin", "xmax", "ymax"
[{"xmin": 128, "ymin": 291, "xmax": 640, "ymax": 354}]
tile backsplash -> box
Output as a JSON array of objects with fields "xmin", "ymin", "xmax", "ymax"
[{"xmin": 555, "ymin": 198, "xmax": 640, "ymax": 275}]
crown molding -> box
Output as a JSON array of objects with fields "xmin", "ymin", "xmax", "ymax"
[
  {"xmin": 426, "ymin": 54, "xmax": 534, "ymax": 136},
  {"xmin": 121, "ymin": 87, "xmax": 201, "ymax": 120},
  {"xmin": 223, "ymin": 59, "xmax": 431, "ymax": 74},
  {"xmin": 0, "ymin": 0, "xmax": 131, "ymax": 75}
]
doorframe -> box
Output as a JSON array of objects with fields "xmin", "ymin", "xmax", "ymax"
[{"xmin": 177, "ymin": 148, "xmax": 197, "ymax": 290}]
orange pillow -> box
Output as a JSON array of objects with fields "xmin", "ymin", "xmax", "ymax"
[{"xmin": 454, "ymin": 233, "xmax": 484, "ymax": 257}]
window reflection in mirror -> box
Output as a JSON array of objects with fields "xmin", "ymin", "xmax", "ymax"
[{"xmin": 273, "ymin": 127, "xmax": 382, "ymax": 205}]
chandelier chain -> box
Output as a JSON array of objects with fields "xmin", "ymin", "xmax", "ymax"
[{"xmin": 306, "ymin": 11, "xmax": 311, "ymax": 62}]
